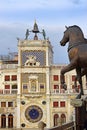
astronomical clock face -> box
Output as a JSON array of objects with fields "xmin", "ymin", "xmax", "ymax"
[{"xmin": 25, "ymin": 105, "xmax": 43, "ymax": 123}]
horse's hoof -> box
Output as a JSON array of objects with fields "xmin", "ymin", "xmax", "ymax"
[{"xmin": 62, "ymin": 83, "xmax": 67, "ymax": 90}]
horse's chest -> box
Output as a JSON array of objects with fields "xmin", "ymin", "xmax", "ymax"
[{"xmin": 68, "ymin": 48, "xmax": 78, "ymax": 60}]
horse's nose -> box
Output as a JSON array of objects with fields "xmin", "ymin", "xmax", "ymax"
[{"xmin": 60, "ymin": 40, "xmax": 65, "ymax": 46}]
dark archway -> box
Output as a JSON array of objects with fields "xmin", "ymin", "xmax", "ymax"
[
  {"xmin": 54, "ymin": 114, "xmax": 59, "ymax": 126},
  {"xmin": 61, "ymin": 113, "xmax": 66, "ymax": 124},
  {"xmin": 1, "ymin": 114, "xmax": 6, "ymax": 128},
  {"xmin": 8, "ymin": 114, "xmax": 13, "ymax": 128}
]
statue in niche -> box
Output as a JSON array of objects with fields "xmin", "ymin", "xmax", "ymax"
[{"xmin": 31, "ymin": 80, "xmax": 36, "ymax": 92}]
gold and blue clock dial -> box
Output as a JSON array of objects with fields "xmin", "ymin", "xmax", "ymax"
[{"xmin": 25, "ymin": 105, "xmax": 43, "ymax": 123}]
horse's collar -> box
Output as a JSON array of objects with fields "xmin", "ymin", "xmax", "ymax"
[{"xmin": 68, "ymin": 41, "xmax": 85, "ymax": 52}]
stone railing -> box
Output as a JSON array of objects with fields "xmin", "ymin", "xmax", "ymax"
[
  {"xmin": 46, "ymin": 122, "xmax": 75, "ymax": 130},
  {"xmin": 0, "ymin": 89, "xmax": 17, "ymax": 94},
  {"xmin": 0, "ymin": 64, "xmax": 17, "ymax": 69}
]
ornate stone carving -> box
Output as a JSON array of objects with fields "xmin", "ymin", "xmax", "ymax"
[{"xmin": 24, "ymin": 55, "xmax": 40, "ymax": 66}]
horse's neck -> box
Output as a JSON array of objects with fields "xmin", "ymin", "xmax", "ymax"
[
  {"xmin": 68, "ymin": 34, "xmax": 86, "ymax": 51},
  {"xmin": 69, "ymin": 33, "xmax": 85, "ymax": 44}
]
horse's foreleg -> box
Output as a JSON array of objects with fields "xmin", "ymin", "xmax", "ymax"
[
  {"xmin": 61, "ymin": 57, "xmax": 78, "ymax": 75},
  {"xmin": 60, "ymin": 60, "xmax": 77, "ymax": 90},
  {"xmin": 60, "ymin": 74, "xmax": 67, "ymax": 90},
  {"xmin": 60, "ymin": 74, "xmax": 65, "ymax": 84},
  {"xmin": 81, "ymin": 69, "xmax": 87, "ymax": 88}
]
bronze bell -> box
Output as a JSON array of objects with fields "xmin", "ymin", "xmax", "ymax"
[{"xmin": 32, "ymin": 21, "xmax": 39, "ymax": 33}]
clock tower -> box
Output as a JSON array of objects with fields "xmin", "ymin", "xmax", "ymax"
[{"xmin": 17, "ymin": 21, "xmax": 53, "ymax": 128}]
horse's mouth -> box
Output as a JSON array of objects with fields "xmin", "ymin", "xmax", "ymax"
[{"xmin": 60, "ymin": 41, "xmax": 65, "ymax": 46}]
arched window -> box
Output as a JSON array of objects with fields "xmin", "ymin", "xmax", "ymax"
[
  {"xmin": 61, "ymin": 113, "xmax": 66, "ymax": 124},
  {"xmin": 1, "ymin": 114, "xmax": 6, "ymax": 128},
  {"xmin": 8, "ymin": 114, "xmax": 13, "ymax": 128},
  {"xmin": 54, "ymin": 114, "xmax": 59, "ymax": 126}
]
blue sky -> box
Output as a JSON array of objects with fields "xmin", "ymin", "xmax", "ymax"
[{"xmin": 0, "ymin": 0, "xmax": 87, "ymax": 63}]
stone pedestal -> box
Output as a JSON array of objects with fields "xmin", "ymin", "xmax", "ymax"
[{"xmin": 71, "ymin": 98, "xmax": 86, "ymax": 130}]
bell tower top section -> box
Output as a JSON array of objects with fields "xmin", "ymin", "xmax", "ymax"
[
  {"xmin": 25, "ymin": 21, "xmax": 46, "ymax": 40},
  {"xmin": 32, "ymin": 21, "xmax": 39, "ymax": 40},
  {"xmin": 18, "ymin": 22, "xmax": 53, "ymax": 67}
]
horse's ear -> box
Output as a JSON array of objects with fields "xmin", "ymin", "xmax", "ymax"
[{"xmin": 65, "ymin": 26, "xmax": 68, "ymax": 29}]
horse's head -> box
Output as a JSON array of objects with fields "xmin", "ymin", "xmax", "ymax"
[
  {"xmin": 60, "ymin": 25, "xmax": 85, "ymax": 47},
  {"xmin": 60, "ymin": 26, "xmax": 69, "ymax": 46}
]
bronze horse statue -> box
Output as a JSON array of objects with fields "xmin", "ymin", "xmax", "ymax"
[{"xmin": 60, "ymin": 25, "xmax": 87, "ymax": 98}]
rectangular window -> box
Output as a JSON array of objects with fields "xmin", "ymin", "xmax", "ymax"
[
  {"xmin": 53, "ymin": 75, "xmax": 59, "ymax": 81},
  {"xmin": 11, "ymin": 75, "xmax": 17, "ymax": 81},
  {"xmin": 23, "ymin": 85, "xmax": 27, "ymax": 89},
  {"xmin": 12, "ymin": 84, "xmax": 17, "ymax": 89},
  {"xmin": 40, "ymin": 84, "xmax": 45, "ymax": 92},
  {"xmin": 5, "ymin": 75, "xmax": 10, "ymax": 81},
  {"xmin": 54, "ymin": 85, "xmax": 59, "ymax": 89},
  {"xmin": 60, "ymin": 101, "xmax": 65, "ymax": 107},
  {"xmin": 53, "ymin": 101, "xmax": 58, "ymax": 107},
  {"xmin": 5, "ymin": 85, "xmax": 10, "ymax": 89},
  {"xmin": 72, "ymin": 75, "xmax": 76, "ymax": 81},
  {"xmin": 8, "ymin": 102, "xmax": 13, "ymax": 107},
  {"xmin": 40, "ymin": 84, "xmax": 44, "ymax": 89},
  {"xmin": 1, "ymin": 102, "xmax": 6, "ymax": 107},
  {"xmin": 22, "ymin": 84, "xmax": 28, "ymax": 94}
]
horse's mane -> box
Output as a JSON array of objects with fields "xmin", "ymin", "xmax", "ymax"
[
  {"xmin": 68, "ymin": 25, "xmax": 84, "ymax": 38},
  {"xmin": 69, "ymin": 25, "xmax": 82, "ymax": 31}
]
